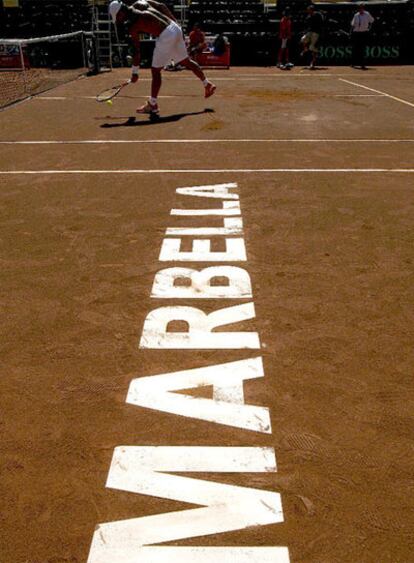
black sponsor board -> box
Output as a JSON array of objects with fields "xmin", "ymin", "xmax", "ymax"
[{"xmin": 318, "ymin": 43, "xmax": 403, "ymax": 64}]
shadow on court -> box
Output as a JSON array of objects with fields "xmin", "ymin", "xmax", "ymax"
[
  {"xmin": 100, "ymin": 108, "xmax": 214, "ymax": 128},
  {"xmin": 299, "ymin": 66, "xmax": 329, "ymax": 71}
]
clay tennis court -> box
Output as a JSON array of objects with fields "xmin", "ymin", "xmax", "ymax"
[{"xmin": 1, "ymin": 66, "xmax": 414, "ymax": 563}]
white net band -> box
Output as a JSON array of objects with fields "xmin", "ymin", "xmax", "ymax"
[{"xmin": 0, "ymin": 30, "xmax": 93, "ymax": 46}]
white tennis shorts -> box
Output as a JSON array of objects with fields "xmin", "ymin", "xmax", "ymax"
[{"xmin": 152, "ymin": 21, "xmax": 188, "ymax": 67}]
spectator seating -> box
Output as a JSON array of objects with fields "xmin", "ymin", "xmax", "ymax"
[
  {"xmin": 188, "ymin": 0, "xmax": 270, "ymax": 31},
  {"xmin": 1, "ymin": 0, "xmax": 413, "ymax": 66},
  {"xmin": 0, "ymin": 0, "xmax": 90, "ymax": 39}
]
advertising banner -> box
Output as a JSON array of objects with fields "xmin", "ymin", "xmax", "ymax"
[
  {"xmin": 0, "ymin": 43, "xmax": 28, "ymax": 68},
  {"xmin": 318, "ymin": 42, "xmax": 401, "ymax": 63}
]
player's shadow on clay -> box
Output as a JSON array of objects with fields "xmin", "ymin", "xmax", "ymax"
[{"xmin": 100, "ymin": 108, "xmax": 214, "ymax": 128}]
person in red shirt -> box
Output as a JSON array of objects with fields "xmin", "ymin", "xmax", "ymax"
[
  {"xmin": 189, "ymin": 23, "xmax": 206, "ymax": 64},
  {"xmin": 278, "ymin": 9, "xmax": 292, "ymax": 68},
  {"xmin": 109, "ymin": 0, "xmax": 216, "ymax": 115}
]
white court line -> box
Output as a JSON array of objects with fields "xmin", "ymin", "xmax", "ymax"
[
  {"xmin": 35, "ymin": 93, "xmax": 383, "ymax": 100},
  {"xmin": 131, "ymin": 74, "xmax": 410, "ymax": 79},
  {"xmin": 1, "ymin": 168, "xmax": 414, "ymax": 174},
  {"xmin": 2, "ymin": 139, "xmax": 414, "ymax": 145},
  {"xmin": 114, "ymin": 72, "xmax": 411, "ymax": 77},
  {"xmin": 126, "ymin": 75, "xmax": 347, "ymax": 80},
  {"xmin": 36, "ymin": 95, "xmax": 180, "ymax": 100},
  {"xmin": 339, "ymin": 78, "xmax": 414, "ymax": 108},
  {"xmin": 332, "ymin": 94, "xmax": 383, "ymax": 97}
]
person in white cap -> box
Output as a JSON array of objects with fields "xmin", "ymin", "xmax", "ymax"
[{"xmin": 109, "ymin": 0, "xmax": 216, "ymax": 114}]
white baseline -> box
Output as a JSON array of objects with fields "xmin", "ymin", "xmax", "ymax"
[
  {"xmin": 1, "ymin": 168, "xmax": 414, "ymax": 174},
  {"xmin": 1, "ymin": 139, "xmax": 414, "ymax": 145}
]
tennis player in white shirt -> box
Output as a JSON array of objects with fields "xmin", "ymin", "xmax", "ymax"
[{"xmin": 350, "ymin": 3, "xmax": 374, "ymax": 69}]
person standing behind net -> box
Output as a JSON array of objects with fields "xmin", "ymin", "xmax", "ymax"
[
  {"xmin": 109, "ymin": 0, "xmax": 216, "ymax": 115},
  {"xmin": 277, "ymin": 9, "xmax": 292, "ymax": 68},
  {"xmin": 301, "ymin": 4, "xmax": 324, "ymax": 69},
  {"xmin": 350, "ymin": 3, "xmax": 374, "ymax": 70}
]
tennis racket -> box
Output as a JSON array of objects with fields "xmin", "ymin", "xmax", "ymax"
[{"xmin": 96, "ymin": 80, "xmax": 130, "ymax": 102}]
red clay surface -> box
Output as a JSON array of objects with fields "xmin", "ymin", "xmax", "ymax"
[{"xmin": 1, "ymin": 66, "xmax": 414, "ymax": 563}]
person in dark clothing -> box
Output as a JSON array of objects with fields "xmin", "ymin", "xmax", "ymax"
[
  {"xmin": 301, "ymin": 4, "xmax": 324, "ymax": 69},
  {"xmin": 213, "ymin": 33, "xmax": 229, "ymax": 56}
]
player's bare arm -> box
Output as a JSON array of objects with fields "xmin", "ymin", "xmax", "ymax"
[
  {"xmin": 130, "ymin": 34, "xmax": 141, "ymax": 82},
  {"xmin": 127, "ymin": 3, "xmax": 147, "ymax": 16}
]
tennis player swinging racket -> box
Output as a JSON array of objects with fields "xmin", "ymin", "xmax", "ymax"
[{"xmin": 108, "ymin": 0, "xmax": 216, "ymax": 115}]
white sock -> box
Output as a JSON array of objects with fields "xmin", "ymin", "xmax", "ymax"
[
  {"xmin": 203, "ymin": 79, "xmax": 209, "ymax": 87},
  {"xmin": 150, "ymin": 97, "xmax": 157, "ymax": 105}
]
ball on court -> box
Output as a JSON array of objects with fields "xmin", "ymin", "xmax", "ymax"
[{"xmin": 106, "ymin": 99, "xmax": 113, "ymax": 106}]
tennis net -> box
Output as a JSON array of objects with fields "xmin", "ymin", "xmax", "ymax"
[{"xmin": 0, "ymin": 30, "xmax": 93, "ymax": 109}]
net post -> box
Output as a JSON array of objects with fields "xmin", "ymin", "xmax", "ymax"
[
  {"xmin": 91, "ymin": 33, "xmax": 100, "ymax": 74},
  {"xmin": 19, "ymin": 42, "xmax": 27, "ymax": 92},
  {"xmin": 81, "ymin": 32, "xmax": 87, "ymax": 70}
]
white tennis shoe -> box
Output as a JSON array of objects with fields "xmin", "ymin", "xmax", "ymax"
[{"xmin": 136, "ymin": 100, "xmax": 159, "ymax": 114}]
